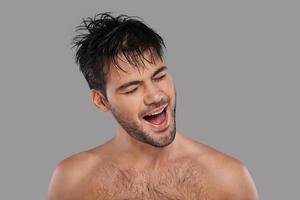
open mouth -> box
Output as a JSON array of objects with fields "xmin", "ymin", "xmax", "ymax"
[{"xmin": 142, "ymin": 105, "xmax": 169, "ymax": 131}]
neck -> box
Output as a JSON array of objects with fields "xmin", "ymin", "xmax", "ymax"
[{"xmin": 112, "ymin": 125, "xmax": 179, "ymax": 170}]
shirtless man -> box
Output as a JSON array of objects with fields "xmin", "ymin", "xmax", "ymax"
[{"xmin": 48, "ymin": 12, "xmax": 258, "ymax": 200}]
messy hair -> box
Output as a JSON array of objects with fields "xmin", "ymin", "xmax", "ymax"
[{"xmin": 72, "ymin": 12, "xmax": 166, "ymax": 97}]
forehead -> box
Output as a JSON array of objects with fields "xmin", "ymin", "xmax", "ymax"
[{"xmin": 106, "ymin": 52, "xmax": 164, "ymax": 83}]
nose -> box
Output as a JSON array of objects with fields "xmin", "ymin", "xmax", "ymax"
[{"xmin": 143, "ymin": 83, "xmax": 164, "ymax": 106}]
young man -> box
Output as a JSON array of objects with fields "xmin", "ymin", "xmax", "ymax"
[{"xmin": 48, "ymin": 12, "xmax": 258, "ymax": 200}]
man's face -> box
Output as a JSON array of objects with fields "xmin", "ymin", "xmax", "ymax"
[{"xmin": 104, "ymin": 53, "xmax": 176, "ymax": 148}]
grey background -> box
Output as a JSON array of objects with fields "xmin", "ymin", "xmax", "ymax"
[{"xmin": 0, "ymin": 0, "xmax": 299, "ymax": 199}]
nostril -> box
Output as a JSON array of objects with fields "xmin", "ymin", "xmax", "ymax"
[
  {"xmin": 144, "ymin": 96, "xmax": 163, "ymax": 106},
  {"xmin": 144, "ymin": 91, "xmax": 165, "ymax": 106}
]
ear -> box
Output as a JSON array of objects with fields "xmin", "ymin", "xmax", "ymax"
[{"xmin": 90, "ymin": 89, "xmax": 110, "ymax": 112}]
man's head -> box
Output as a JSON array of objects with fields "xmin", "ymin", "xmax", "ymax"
[{"xmin": 73, "ymin": 12, "xmax": 176, "ymax": 148}]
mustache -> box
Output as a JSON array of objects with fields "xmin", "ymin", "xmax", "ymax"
[{"xmin": 140, "ymin": 98, "xmax": 169, "ymax": 117}]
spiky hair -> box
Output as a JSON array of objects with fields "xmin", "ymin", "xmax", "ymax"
[{"xmin": 73, "ymin": 12, "xmax": 166, "ymax": 97}]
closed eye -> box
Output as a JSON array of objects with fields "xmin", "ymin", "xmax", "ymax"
[
  {"xmin": 153, "ymin": 74, "xmax": 166, "ymax": 82},
  {"xmin": 123, "ymin": 87, "xmax": 138, "ymax": 95}
]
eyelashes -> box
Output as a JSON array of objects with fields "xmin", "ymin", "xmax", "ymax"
[
  {"xmin": 153, "ymin": 74, "xmax": 166, "ymax": 81},
  {"xmin": 124, "ymin": 88, "xmax": 138, "ymax": 95},
  {"xmin": 123, "ymin": 74, "xmax": 167, "ymax": 95}
]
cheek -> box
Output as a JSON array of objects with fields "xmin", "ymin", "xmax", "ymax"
[
  {"xmin": 111, "ymin": 95, "xmax": 142, "ymax": 117},
  {"xmin": 161, "ymin": 77, "xmax": 175, "ymax": 96}
]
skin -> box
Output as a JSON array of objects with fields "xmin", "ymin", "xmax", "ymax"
[{"xmin": 48, "ymin": 52, "xmax": 259, "ymax": 200}]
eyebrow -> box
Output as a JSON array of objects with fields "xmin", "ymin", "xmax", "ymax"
[
  {"xmin": 152, "ymin": 66, "xmax": 167, "ymax": 78},
  {"xmin": 116, "ymin": 66, "xmax": 168, "ymax": 92}
]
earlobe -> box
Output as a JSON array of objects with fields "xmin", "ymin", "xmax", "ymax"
[{"xmin": 90, "ymin": 89, "xmax": 110, "ymax": 112}]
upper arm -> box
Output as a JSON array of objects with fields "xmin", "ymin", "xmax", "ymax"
[{"xmin": 223, "ymin": 161, "xmax": 259, "ymax": 200}]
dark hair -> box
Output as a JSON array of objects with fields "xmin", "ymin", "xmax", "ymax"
[{"xmin": 72, "ymin": 12, "xmax": 166, "ymax": 98}]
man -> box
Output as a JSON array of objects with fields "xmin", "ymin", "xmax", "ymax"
[{"xmin": 48, "ymin": 12, "xmax": 258, "ymax": 200}]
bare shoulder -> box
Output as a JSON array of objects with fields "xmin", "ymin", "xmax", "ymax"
[
  {"xmin": 47, "ymin": 148, "xmax": 103, "ymax": 200},
  {"xmin": 181, "ymin": 135, "xmax": 259, "ymax": 199},
  {"xmin": 203, "ymin": 147, "xmax": 258, "ymax": 199}
]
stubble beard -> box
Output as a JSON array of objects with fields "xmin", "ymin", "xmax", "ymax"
[{"xmin": 110, "ymin": 101, "xmax": 177, "ymax": 148}]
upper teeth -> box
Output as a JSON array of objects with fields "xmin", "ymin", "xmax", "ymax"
[
  {"xmin": 148, "ymin": 108, "xmax": 164, "ymax": 116},
  {"xmin": 147, "ymin": 105, "xmax": 167, "ymax": 116}
]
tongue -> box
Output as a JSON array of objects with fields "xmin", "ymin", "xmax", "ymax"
[{"xmin": 145, "ymin": 112, "xmax": 165, "ymax": 125}]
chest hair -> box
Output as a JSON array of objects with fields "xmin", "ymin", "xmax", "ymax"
[{"xmin": 88, "ymin": 161, "xmax": 208, "ymax": 200}]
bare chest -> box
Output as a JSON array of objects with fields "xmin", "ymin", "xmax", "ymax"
[{"xmin": 84, "ymin": 163, "xmax": 208, "ymax": 200}]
